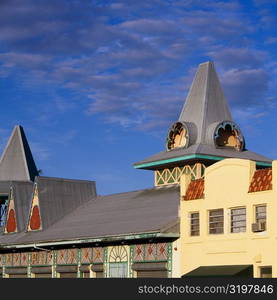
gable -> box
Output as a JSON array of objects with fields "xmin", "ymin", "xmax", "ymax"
[
  {"xmin": 27, "ymin": 184, "xmax": 42, "ymax": 231},
  {"xmin": 5, "ymin": 187, "xmax": 17, "ymax": 234}
]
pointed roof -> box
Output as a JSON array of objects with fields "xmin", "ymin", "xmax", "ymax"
[
  {"xmin": 0, "ymin": 126, "xmax": 39, "ymax": 181},
  {"xmin": 4, "ymin": 181, "xmax": 34, "ymax": 233},
  {"xmin": 179, "ymin": 61, "xmax": 232, "ymax": 144},
  {"xmin": 134, "ymin": 61, "xmax": 272, "ymax": 170},
  {"xmin": 27, "ymin": 176, "xmax": 97, "ymax": 231},
  {"xmin": 0, "ymin": 184, "xmax": 179, "ymax": 245}
]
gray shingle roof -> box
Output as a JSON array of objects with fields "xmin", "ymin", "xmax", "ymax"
[
  {"xmin": 0, "ymin": 181, "xmax": 12, "ymax": 195},
  {"xmin": 0, "ymin": 126, "xmax": 38, "ymax": 181},
  {"xmin": 0, "ymin": 184, "xmax": 179, "ymax": 246},
  {"xmin": 10, "ymin": 181, "xmax": 34, "ymax": 233},
  {"xmin": 33, "ymin": 176, "xmax": 97, "ymax": 230}
]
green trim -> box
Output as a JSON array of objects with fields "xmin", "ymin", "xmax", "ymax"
[
  {"xmin": 256, "ymin": 162, "xmax": 272, "ymax": 167},
  {"xmin": 134, "ymin": 154, "xmax": 272, "ymax": 169},
  {"xmin": 167, "ymin": 243, "xmax": 172, "ymax": 278},
  {"xmin": 4, "ymin": 266, "xmax": 28, "ymax": 269},
  {"xmin": 133, "ymin": 259, "xmax": 168, "ymax": 263},
  {"xmin": 56, "ymin": 263, "xmax": 78, "ymax": 266},
  {"xmin": 77, "ymin": 249, "xmax": 81, "ymax": 278},
  {"xmin": 129, "ymin": 245, "xmax": 134, "ymax": 278},
  {"xmin": 134, "ymin": 154, "xmax": 224, "ymax": 169},
  {"xmin": 104, "ymin": 247, "xmax": 108, "ymax": 278},
  {"xmin": 30, "ymin": 264, "xmax": 51, "ymax": 267},
  {"xmin": 53, "ymin": 250, "xmax": 57, "ymax": 278}
]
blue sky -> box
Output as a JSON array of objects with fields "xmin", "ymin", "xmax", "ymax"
[{"xmin": 1, "ymin": 0, "xmax": 277, "ymax": 195}]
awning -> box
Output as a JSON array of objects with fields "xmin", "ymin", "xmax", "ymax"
[
  {"xmin": 5, "ymin": 267, "xmax": 28, "ymax": 275},
  {"xmin": 182, "ymin": 265, "xmax": 253, "ymax": 277},
  {"xmin": 132, "ymin": 262, "xmax": 167, "ymax": 271},
  {"xmin": 31, "ymin": 266, "xmax": 52, "ymax": 274},
  {"xmin": 56, "ymin": 265, "xmax": 78, "ymax": 273}
]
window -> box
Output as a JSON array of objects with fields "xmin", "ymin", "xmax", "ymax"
[
  {"xmin": 255, "ymin": 205, "xmax": 266, "ymax": 231},
  {"xmin": 108, "ymin": 246, "xmax": 128, "ymax": 278},
  {"xmin": 0, "ymin": 195, "xmax": 8, "ymax": 227},
  {"xmin": 109, "ymin": 262, "xmax": 128, "ymax": 278},
  {"xmin": 190, "ymin": 212, "xmax": 200, "ymax": 236},
  {"xmin": 209, "ymin": 209, "xmax": 224, "ymax": 234},
  {"xmin": 230, "ymin": 207, "xmax": 246, "ymax": 233},
  {"xmin": 260, "ymin": 266, "xmax": 272, "ymax": 278}
]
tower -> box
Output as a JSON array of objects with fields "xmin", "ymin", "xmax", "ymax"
[
  {"xmin": 0, "ymin": 125, "xmax": 39, "ymax": 226},
  {"xmin": 133, "ymin": 61, "xmax": 271, "ymax": 186}
]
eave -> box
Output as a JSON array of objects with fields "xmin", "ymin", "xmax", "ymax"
[
  {"xmin": 134, "ymin": 153, "xmax": 272, "ymax": 170},
  {"xmin": 0, "ymin": 232, "xmax": 180, "ymax": 250}
]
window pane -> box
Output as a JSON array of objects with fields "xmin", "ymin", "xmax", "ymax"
[
  {"xmin": 0, "ymin": 195, "xmax": 8, "ymax": 227},
  {"xmin": 209, "ymin": 209, "xmax": 223, "ymax": 234},
  {"xmin": 109, "ymin": 263, "xmax": 128, "ymax": 278},
  {"xmin": 231, "ymin": 207, "xmax": 246, "ymax": 233},
  {"xmin": 190, "ymin": 212, "xmax": 199, "ymax": 236},
  {"xmin": 255, "ymin": 205, "xmax": 266, "ymax": 222}
]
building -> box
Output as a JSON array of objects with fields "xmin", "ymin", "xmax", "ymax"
[
  {"xmin": 0, "ymin": 61, "xmax": 273, "ymax": 278},
  {"xmin": 180, "ymin": 158, "xmax": 275, "ymax": 278}
]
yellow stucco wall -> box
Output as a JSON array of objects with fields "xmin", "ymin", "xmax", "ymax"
[
  {"xmin": 172, "ymin": 239, "xmax": 181, "ymax": 277},
  {"xmin": 180, "ymin": 158, "xmax": 277, "ymax": 277}
]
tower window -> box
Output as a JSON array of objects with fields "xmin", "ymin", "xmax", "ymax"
[{"xmin": 214, "ymin": 121, "xmax": 244, "ymax": 151}]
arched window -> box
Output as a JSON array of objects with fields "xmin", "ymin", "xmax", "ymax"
[{"xmin": 109, "ymin": 246, "xmax": 128, "ymax": 278}]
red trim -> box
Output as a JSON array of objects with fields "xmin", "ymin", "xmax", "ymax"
[
  {"xmin": 6, "ymin": 209, "xmax": 16, "ymax": 233},
  {"xmin": 30, "ymin": 205, "xmax": 41, "ymax": 230}
]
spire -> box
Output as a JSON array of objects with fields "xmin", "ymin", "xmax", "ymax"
[
  {"xmin": 179, "ymin": 61, "xmax": 232, "ymax": 144},
  {"xmin": 134, "ymin": 61, "xmax": 272, "ymax": 171},
  {"xmin": 0, "ymin": 125, "xmax": 39, "ymax": 181}
]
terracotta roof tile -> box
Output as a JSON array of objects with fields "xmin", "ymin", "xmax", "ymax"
[
  {"xmin": 183, "ymin": 178, "xmax": 204, "ymax": 200},
  {"xmin": 248, "ymin": 168, "xmax": 272, "ymax": 193}
]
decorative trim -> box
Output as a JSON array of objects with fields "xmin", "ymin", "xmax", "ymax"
[
  {"xmin": 166, "ymin": 121, "xmax": 189, "ymax": 151},
  {"xmin": 103, "ymin": 247, "xmax": 108, "ymax": 278},
  {"xmin": 2, "ymin": 232, "xmax": 179, "ymax": 249},
  {"xmin": 214, "ymin": 121, "xmax": 244, "ymax": 151},
  {"xmin": 5, "ymin": 187, "xmax": 17, "ymax": 233},
  {"xmin": 53, "ymin": 250, "xmax": 57, "ymax": 278},
  {"xmin": 129, "ymin": 245, "xmax": 134, "ymax": 278},
  {"xmin": 167, "ymin": 243, "xmax": 172, "ymax": 278},
  {"xmin": 27, "ymin": 184, "xmax": 42, "ymax": 231},
  {"xmin": 77, "ymin": 249, "xmax": 81, "ymax": 278},
  {"xmin": 133, "ymin": 243, "xmax": 169, "ymax": 263},
  {"xmin": 155, "ymin": 163, "xmax": 205, "ymax": 186},
  {"xmin": 134, "ymin": 154, "xmax": 272, "ymax": 169}
]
